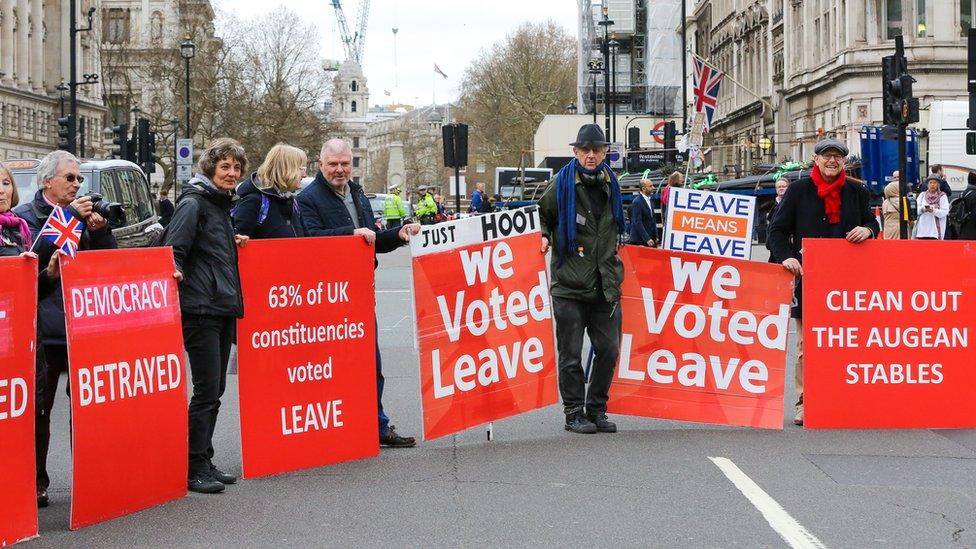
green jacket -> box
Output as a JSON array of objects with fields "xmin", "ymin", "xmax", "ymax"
[
  {"xmin": 383, "ymin": 194, "xmax": 406, "ymax": 219},
  {"xmin": 415, "ymin": 193, "xmax": 437, "ymax": 216},
  {"xmin": 538, "ymin": 169, "xmax": 624, "ymax": 303}
]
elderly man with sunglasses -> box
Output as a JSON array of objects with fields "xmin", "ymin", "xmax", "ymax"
[
  {"xmin": 13, "ymin": 150, "xmax": 117, "ymax": 507},
  {"xmin": 767, "ymin": 138, "xmax": 878, "ymax": 427}
]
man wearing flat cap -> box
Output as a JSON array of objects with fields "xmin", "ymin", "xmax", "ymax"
[
  {"xmin": 768, "ymin": 138, "xmax": 879, "ymax": 426},
  {"xmin": 538, "ymin": 123, "xmax": 626, "ymax": 434}
]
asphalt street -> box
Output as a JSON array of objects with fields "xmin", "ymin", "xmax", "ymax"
[{"xmin": 24, "ymin": 245, "xmax": 976, "ymax": 548}]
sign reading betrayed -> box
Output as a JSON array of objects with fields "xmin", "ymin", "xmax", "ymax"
[
  {"xmin": 664, "ymin": 187, "xmax": 756, "ymax": 259},
  {"xmin": 61, "ymin": 248, "xmax": 187, "ymax": 529},
  {"xmin": 411, "ymin": 207, "xmax": 558, "ymax": 440},
  {"xmin": 609, "ymin": 246, "xmax": 793, "ymax": 428},
  {"xmin": 237, "ymin": 237, "xmax": 379, "ymax": 478},
  {"xmin": 0, "ymin": 258, "xmax": 38, "ymax": 546},
  {"xmin": 804, "ymin": 240, "xmax": 976, "ymax": 428}
]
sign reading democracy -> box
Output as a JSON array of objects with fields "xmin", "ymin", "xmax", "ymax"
[
  {"xmin": 803, "ymin": 240, "xmax": 976, "ymax": 428},
  {"xmin": 0, "ymin": 258, "xmax": 38, "ymax": 546},
  {"xmin": 664, "ymin": 187, "xmax": 756, "ymax": 260},
  {"xmin": 61, "ymin": 248, "xmax": 187, "ymax": 529},
  {"xmin": 411, "ymin": 207, "xmax": 558, "ymax": 440},
  {"xmin": 609, "ymin": 246, "xmax": 793, "ymax": 428},
  {"xmin": 237, "ymin": 237, "xmax": 379, "ymax": 478}
]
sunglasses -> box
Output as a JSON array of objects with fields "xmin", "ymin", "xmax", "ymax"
[{"xmin": 60, "ymin": 173, "xmax": 85, "ymax": 183}]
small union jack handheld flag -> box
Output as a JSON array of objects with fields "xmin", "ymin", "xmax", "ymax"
[
  {"xmin": 692, "ymin": 57, "xmax": 724, "ymax": 132},
  {"xmin": 38, "ymin": 206, "xmax": 83, "ymax": 257}
]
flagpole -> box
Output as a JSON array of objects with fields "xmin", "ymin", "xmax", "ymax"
[
  {"xmin": 690, "ymin": 51, "xmax": 775, "ymax": 114},
  {"xmin": 681, "ymin": 0, "xmax": 688, "ymax": 134}
]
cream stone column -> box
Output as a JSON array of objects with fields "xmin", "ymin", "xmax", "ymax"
[
  {"xmin": 30, "ymin": 0, "xmax": 42, "ymax": 91},
  {"xmin": 16, "ymin": 0, "xmax": 28, "ymax": 87},
  {"xmin": 1, "ymin": 0, "xmax": 15, "ymax": 84}
]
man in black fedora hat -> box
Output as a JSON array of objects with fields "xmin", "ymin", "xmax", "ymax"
[
  {"xmin": 538, "ymin": 123, "xmax": 627, "ymax": 434},
  {"xmin": 768, "ymin": 137, "xmax": 878, "ymax": 426}
]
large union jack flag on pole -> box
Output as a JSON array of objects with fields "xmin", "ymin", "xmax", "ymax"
[
  {"xmin": 39, "ymin": 206, "xmax": 83, "ymax": 257},
  {"xmin": 692, "ymin": 58, "xmax": 724, "ymax": 132}
]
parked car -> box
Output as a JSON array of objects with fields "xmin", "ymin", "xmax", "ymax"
[{"xmin": 7, "ymin": 158, "xmax": 162, "ymax": 248}]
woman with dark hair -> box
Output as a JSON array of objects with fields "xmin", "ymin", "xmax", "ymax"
[
  {"xmin": 916, "ymin": 175, "xmax": 949, "ymax": 240},
  {"xmin": 162, "ymin": 137, "xmax": 249, "ymax": 494}
]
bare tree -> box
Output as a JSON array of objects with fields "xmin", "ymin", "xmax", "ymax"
[{"xmin": 456, "ymin": 21, "xmax": 577, "ymax": 169}]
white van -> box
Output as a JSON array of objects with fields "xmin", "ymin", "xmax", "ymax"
[{"xmin": 926, "ymin": 100, "xmax": 976, "ymax": 191}]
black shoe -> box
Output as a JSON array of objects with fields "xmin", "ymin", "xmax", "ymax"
[
  {"xmin": 188, "ymin": 473, "xmax": 225, "ymax": 494},
  {"xmin": 380, "ymin": 425, "xmax": 416, "ymax": 448},
  {"xmin": 37, "ymin": 488, "xmax": 49, "ymax": 508},
  {"xmin": 564, "ymin": 412, "xmax": 598, "ymax": 434},
  {"xmin": 586, "ymin": 412, "xmax": 618, "ymax": 433},
  {"xmin": 209, "ymin": 464, "xmax": 237, "ymax": 485}
]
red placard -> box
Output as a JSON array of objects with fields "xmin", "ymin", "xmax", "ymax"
[
  {"xmin": 608, "ymin": 245, "xmax": 794, "ymax": 428},
  {"xmin": 237, "ymin": 237, "xmax": 378, "ymax": 478},
  {"xmin": 411, "ymin": 208, "xmax": 558, "ymax": 440},
  {"xmin": 804, "ymin": 240, "xmax": 976, "ymax": 428},
  {"xmin": 0, "ymin": 257, "xmax": 38, "ymax": 546},
  {"xmin": 61, "ymin": 248, "xmax": 187, "ymax": 529}
]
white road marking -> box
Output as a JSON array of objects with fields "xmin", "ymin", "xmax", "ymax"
[{"xmin": 708, "ymin": 456, "xmax": 826, "ymax": 549}]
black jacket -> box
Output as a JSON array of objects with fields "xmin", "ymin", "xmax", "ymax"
[
  {"xmin": 958, "ymin": 184, "xmax": 976, "ymax": 240},
  {"xmin": 297, "ymin": 172, "xmax": 404, "ymax": 261},
  {"xmin": 768, "ymin": 174, "xmax": 879, "ymax": 264},
  {"xmin": 233, "ymin": 174, "xmax": 306, "ymax": 239},
  {"xmin": 764, "ymin": 198, "xmax": 784, "ymax": 262},
  {"xmin": 627, "ymin": 194, "xmax": 658, "ymax": 245},
  {"xmin": 162, "ymin": 175, "xmax": 243, "ymax": 318},
  {"xmin": 13, "ymin": 190, "xmax": 117, "ymax": 345}
]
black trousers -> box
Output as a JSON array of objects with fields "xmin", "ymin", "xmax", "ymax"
[
  {"xmin": 35, "ymin": 344, "xmax": 70, "ymax": 491},
  {"xmin": 183, "ymin": 314, "xmax": 235, "ymax": 477},
  {"xmin": 552, "ymin": 296, "xmax": 622, "ymax": 416}
]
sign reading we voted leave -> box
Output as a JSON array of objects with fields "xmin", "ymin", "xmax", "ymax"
[
  {"xmin": 664, "ymin": 187, "xmax": 756, "ymax": 260},
  {"xmin": 411, "ymin": 207, "xmax": 558, "ymax": 440},
  {"xmin": 609, "ymin": 246, "xmax": 793, "ymax": 428},
  {"xmin": 804, "ymin": 240, "xmax": 976, "ymax": 428},
  {"xmin": 237, "ymin": 237, "xmax": 378, "ymax": 478},
  {"xmin": 61, "ymin": 248, "xmax": 187, "ymax": 529},
  {"xmin": 0, "ymin": 258, "xmax": 39, "ymax": 546}
]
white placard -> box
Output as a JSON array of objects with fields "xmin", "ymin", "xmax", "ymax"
[{"xmin": 663, "ymin": 187, "xmax": 756, "ymax": 260}]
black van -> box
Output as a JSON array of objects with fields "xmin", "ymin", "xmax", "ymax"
[{"xmin": 7, "ymin": 158, "xmax": 162, "ymax": 248}]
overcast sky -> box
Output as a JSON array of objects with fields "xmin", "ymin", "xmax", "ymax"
[{"xmin": 216, "ymin": 0, "xmax": 578, "ymax": 108}]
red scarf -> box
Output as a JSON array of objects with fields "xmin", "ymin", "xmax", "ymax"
[{"xmin": 810, "ymin": 165, "xmax": 845, "ymax": 224}]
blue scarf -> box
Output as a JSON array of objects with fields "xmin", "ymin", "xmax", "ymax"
[{"xmin": 554, "ymin": 158, "xmax": 625, "ymax": 264}]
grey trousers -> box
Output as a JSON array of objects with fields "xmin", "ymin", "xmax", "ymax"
[{"xmin": 552, "ymin": 296, "xmax": 622, "ymax": 416}]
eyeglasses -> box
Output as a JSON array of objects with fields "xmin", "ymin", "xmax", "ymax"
[
  {"xmin": 58, "ymin": 173, "xmax": 85, "ymax": 183},
  {"xmin": 818, "ymin": 154, "xmax": 845, "ymax": 162}
]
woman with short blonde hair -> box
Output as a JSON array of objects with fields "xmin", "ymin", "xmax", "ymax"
[{"xmin": 233, "ymin": 143, "xmax": 308, "ymax": 239}]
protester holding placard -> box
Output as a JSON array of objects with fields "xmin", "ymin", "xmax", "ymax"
[
  {"xmin": 0, "ymin": 162, "xmax": 59, "ymax": 295},
  {"xmin": 915, "ymin": 176, "xmax": 949, "ymax": 240},
  {"xmin": 12, "ymin": 151, "xmax": 118, "ymax": 507},
  {"xmin": 767, "ymin": 138, "xmax": 878, "ymax": 426},
  {"xmin": 234, "ymin": 143, "xmax": 307, "ymax": 239},
  {"xmin": 539, "ymin": 124, "xmax": 626, "ymax": 435},
  {"xmin": 628, "ymin": 178, "xmax": 658, "ymax": 247},
  {"xmin": 659, "ymin": 171, "xmax": 684, "ymax": 219},
  {"xmin": 163, "ymin": 138, "xmax": 249, "ymax": 494},
  {"xmin": 298, "ymin": 138, "xmax": 421, "ymax": 448}
]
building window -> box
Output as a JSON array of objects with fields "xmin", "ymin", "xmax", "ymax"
[
  {"xmin": 103, "ymin": 9, "xmax": 130, "ymax": 44},
  {"xmin": 962, "ymin": 0, "xmax": 974, "ymax": 36},
  {"xmin": 353, "ymin": 137, "xmax": 360, "ymax": 148},
  {"xmin": 353, "ymin": 156, "xmax": 360, "ymax": 168},
  {"xmin": 884, "ymin": 0, "xmax": 902, "ymax": 40},
  {"xmin": 351, "ymin": 100, "xmax": 357, "ymax": 113},
  {"xmin": 351, "ymin": 80, "xmax": 358, "ymax": 91},
  {"xmin": 915, "ymin": 0, "xmax": 926, "ymax": 37}
]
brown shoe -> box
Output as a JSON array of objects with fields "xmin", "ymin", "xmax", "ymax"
[{"xmin": 380, "ymin": 425, "xmax": 416, "ymax": 448}]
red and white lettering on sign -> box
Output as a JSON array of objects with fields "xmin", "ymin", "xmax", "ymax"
[
  {"xmin": 0, "ymin": 258, "xmax": 38, "ymax": 546},
  {"xmin": 237, "ymin": 237, "xmax": 379, "ymax": 479},
  {"xmin": 608, "ymin": 246, "xmax": 793, "ymax": 429},
  {"xmin": 411, "ymin": 207, "xmax": 558, "ymax": 440},
  {"xmin": 62, "ymin": 248, "xmax": 187, "ymax": 530},
  {"xmin": 804, "ymin": 240, "xmax": 976, "ymax": 428}
]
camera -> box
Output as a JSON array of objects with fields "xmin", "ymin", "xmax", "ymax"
[{"xmin": 83, "ymin": 192, "xmax": 126, "ymax": 227}]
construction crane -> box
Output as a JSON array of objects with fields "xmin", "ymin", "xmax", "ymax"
[{"xmin": 331, "ymin": 0, "xmax": 370, "ymax": 65}]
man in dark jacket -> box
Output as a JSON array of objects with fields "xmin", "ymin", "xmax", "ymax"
[
  {"xmin": 628, "ymin": 177, "xmax": 658, "ymax": 246},
  {"xmin": 157, "ymin": 189, "xmax": 175, "ymax": 227},
  {"xmin": 768, "ymin": 138, "xmax": 879, "ymax": 426},
  {"xmin": 957, "ymin": 172, "xmax": 976, "ymax": 240},
  {"xmin": 13, "ymin": 150, "xmax": 117, "ymax": 507},
  {"xmin": 764, "ymin": 177, "xmax": 789, "ymax": 263},
  {"xmin": 298, "ymin": 138, "xmax": 420, "ymax": 448},
  {"xmin": 539, "ymin": 124, "xmax": 626, "ymax": 435}
]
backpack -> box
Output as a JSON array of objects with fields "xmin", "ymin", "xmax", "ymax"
[
  {"xmin": 149, "ymin": 194, "xmax": 207, "ymax": 247},
  {"xmin": 948, "ymin": 192, "xmax": 975, "ymax": 236}
]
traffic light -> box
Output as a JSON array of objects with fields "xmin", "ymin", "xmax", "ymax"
[
  {"xmin": 57, "ymin": 115, "xmax": 74, "ymax": 151},
  {"xmin": 110, "ymin": 123, "xmax": 128, "ymax": 159},
  {"xmin": 663, "ymin": 121, "xmax": 677, "ymax": 164},
  {"xmin": 882, "ymin": 37, "xmax": 920, "ymax": 126},
  {"xmin": 136, "ymin": 118, "xmax": 157, "ymax": 175}
]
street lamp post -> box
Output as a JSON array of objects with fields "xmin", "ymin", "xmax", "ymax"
[
  {"xmin": 608, "ymin": 38, "xmax": 620, "ymax": 145},
  {"xmin": 180, "ymin": 37, "xmax": 196, "ymax": 141},
  {"xmin": 57, "ymin": 81, "xmax": 68, "ymax": 117},
  {"xmin": 597, "ymin": 8, "xmax": 614, "ymax": 140},
  {"xmin": 587, "ymin": 59, "xmax": 603, "ymax": 124}
]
